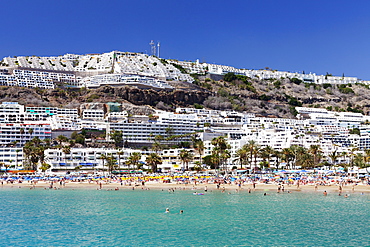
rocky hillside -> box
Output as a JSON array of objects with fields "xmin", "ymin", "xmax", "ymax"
[
  {"xmin": 192, "ymin": 73, "xmax": 370, "ymax": 118},
  {"xmin": 1, "ymin": 74, "xmax": 370, "ymax": 118},
  {"xmin": 0, "ymin": 84, "xmax": 211, "ymax": 113}
]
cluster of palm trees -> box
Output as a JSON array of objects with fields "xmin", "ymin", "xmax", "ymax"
[
  {"xmin": 231, "ymin": 140, "xmax": 370, "ymax": 172},
  {"xmin": 98, "ymin": 151, "xmax": 162, "ymax": 174},
  {"xmin": 22, "ymin": 137, "xmax": 50, "ymax": 171},
  {"xmin": 231, "ymin": 141, "xmax": 326, "ymax": 170}
]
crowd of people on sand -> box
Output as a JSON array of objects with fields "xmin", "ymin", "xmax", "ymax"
[{"xmin": 0, "ymin": 173, "xmax": 369, "ymax": 195}]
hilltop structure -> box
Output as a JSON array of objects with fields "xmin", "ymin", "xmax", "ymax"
[{"xmin": 1, "ymin": 51, "xmax": 369, "ymax": 91}]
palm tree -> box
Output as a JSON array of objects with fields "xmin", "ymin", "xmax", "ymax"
[
  {"xmin": 127, "ymin": 152, "xmax": 142, "ymax": 170},
  {"xmin": 193, "ymin": 139, "xmax": 204, "ymax": 164},
  {"xmin": 62, "ymin": 145, "xmax": 71, "ymax": 172},
  {"xmin": 252, "ymin": 145, "xmax": 261, "ymax": 168},
  {"xmin": 246, "ymin": 140, "xmax": 258, "ymax": 169},
  {"xmin": 281, "ymin": 148, "xmax": 294, "ymax": 169},
  {"xmin": 98, "ymin": 153, "xmax": 107, "ymax": 176},
  {"xmin": 291, "ymin": 145, "xmax": 307, "ymax": 169},
  {"xmin": 328, "ymin": 150, "xmax": 341, "ymax": 169},
  {"xmin": 179, "ymin": 149, "xmax": 193, "ymax": 171},
  {"xmin": 235, "ymin": 146, "xmax": 248, "ymax": 169},
  {"xmin": 146, "ymin": 153, "xmax": 162, "ymax": 173},
  {"xmin": 40, "ymin": 163, "xmax": 51, "ymax": 174},
  {"xmin": 308, "ymin": 145, "xmax": 322, "ymax": 168},
  {"xmin": 23, "ymin": 138, "xmax": 45, "ymax": 171},
  {"xmin": 360, "ymin": 150, "xmax": 370, "ymax": 175},
  {"xmin": 273, "ymin": 150, "xmax": 281, "ymax": 170},
  {"xmin": 348, "ymin": 146, "xmax": 359, "ymax": 168},
  {"xmin": 56, "ymin": 135, "xmax": 68, "ymax": 146},
  {"xmin": 105, "ymin": 154, "xmax": 117, "ymax": 174},
  {"xmin": 211, "ymin": 136, "xmax": 231, "ymax": 170},
  {"xmin": 152, "ymin": 135, "xmax": 164, "ymax": 153},
  {"xmin": 261, "ymin": 146, "xmax": 274, "ymax": 167},
  {"xmin": 28, "ymin": 128, "xmax": 34, "ymax": 142}
]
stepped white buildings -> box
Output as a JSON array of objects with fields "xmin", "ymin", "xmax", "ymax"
[
  {"xmin": 0, "ymin": 100, "xmax": 370, "ymax": 172},
  {"xmin": 1, "ymin": 50, "xmax": 368, "ymax": 91}
]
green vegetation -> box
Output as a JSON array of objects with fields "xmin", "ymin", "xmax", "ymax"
[
  {"xmin": 349, "ymin": 128, "xmax": 360, "ymax": 135},
  {"xmin": 171, "ymin": 63, "xmax": 187, "ymax": 74},
  {"xmin": 223, "ymin": 72, "xmax": 256, "ymax": 93},
  {"xmin": 290, "ymin": 78, "xmax": 303, "ymax": 85},
  {"xmin": 273, "ymin": 80, "xmax": 281, "ymax": 89},
  {"xmin": 338, "ymin": 84, "xmax": 354, "ymax": 94},
  {"xmin": 285, "ymin": 94, "xmax": 302, "ymax": 107},
  {"xmin": 259, "ymin": 94, "xmax": 271, "ymax": 101},
  {"xmin": 160, "ymin": 59, "xmax": 168, "ymax": 65},
  {"xmin": 194, "ymin": 103, "xmax": 203, "ymax": 109}
]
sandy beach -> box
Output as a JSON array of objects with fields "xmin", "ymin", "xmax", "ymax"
[{"xmin": 2, "ymin": 180, "xmax": 370, "ymax": 194}]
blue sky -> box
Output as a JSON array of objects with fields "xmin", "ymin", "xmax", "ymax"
[{"xmin": 1, "ymin": 0, "xmax": 370, "ymax": 79}]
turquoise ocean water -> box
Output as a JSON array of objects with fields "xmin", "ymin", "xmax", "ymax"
[{"xmin": 0, "ymin": 187, "xmax": 369, "ymax": 246}]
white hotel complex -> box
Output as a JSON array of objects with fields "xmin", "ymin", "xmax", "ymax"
[
  {"xmin": 0, "ymin": 100, "xmax": 368, "ymax": 172},
  {"xmin": 1, "ymin": 51, "xmax": 369, "ymax": 91}
]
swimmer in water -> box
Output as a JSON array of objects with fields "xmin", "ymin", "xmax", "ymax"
[
  {"xmin": 165, "ymin": 208, "xmax": 170, "ymax": 213},
  {"xmin": 180, "ymin": 210, "xmax": 183, "ymax": 214}
]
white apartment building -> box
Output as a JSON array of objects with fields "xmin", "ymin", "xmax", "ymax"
[
  {"xmin": 79, "ymin": 119, "xmax": 108, "ymax": 130},
  {"xmin": 49, "ymin": 114, "xmax": 80, "ymax": 130},
  {"xmin": 0, "ymin": 102, "xmax": 78, "ymax": 125},
  {"xmin": 0, "ymin": 69, "xmax": 77, "ymax": 89},
  {"xmin": 44, "ymin": 147, "xmax": 144, "ymax": 171},
  {"xmin": 107, "ymin": 111, "xmax": 128, "ymax": 122},
  {"xmin": 0, "ymin": 122, "xmax": 51, "ymax": 147},
  {"xmin": 78, "ymin": 74, "xmax": 173, "ymax": 89},
  {"xmin": 296, "ymin": 107, "xmax": 369, "ymax": 128},
  {"xmin": 160, "ymin": 148, "xmax": 197, "ymax": 172},
  {"xmin": 107, "ymin": 119, "xmax": 196, "ymax": 145},
  {"xmin": 44, "ymin": 147, "xmax": 199, "ymax": 173},
  {"xmin": 0, "ymin": 147, "xmax": 23, "ymax": 168},
  {"xmin": 243, "ymin": 117, "xmax": 307, "ymax": 131},
  {"xmin": 156, "ymin": 111, "xmax": 204, "ymax": 127},
  {"xmin": 175, "ymin": 108, "xmax": 256, "ymax": 126},
  {"xmin": 26, "ymin": 106, "xmax": 78, "ymax": 116},
  {"xmin": 82, "ymin": 109, "xmax": 105, "ymax": 120}
]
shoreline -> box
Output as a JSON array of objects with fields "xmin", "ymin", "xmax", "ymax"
[{"xmin": 1, "ymin": 181, "xmax": 369, "ymax": 194}]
